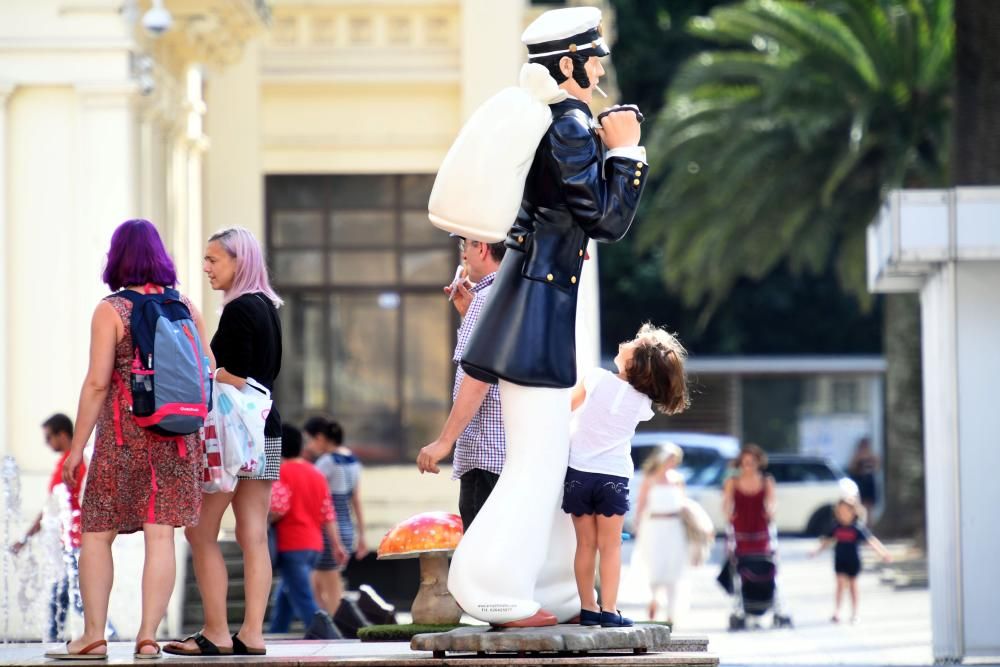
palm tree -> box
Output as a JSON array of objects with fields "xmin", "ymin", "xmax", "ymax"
[
  {"xmin": 640, "ymin": 0, "xmax": 953, "ymax": 537},
  {"xmin": 953, "ymin": 0, "xmax": 1000, "ymax": 185}
]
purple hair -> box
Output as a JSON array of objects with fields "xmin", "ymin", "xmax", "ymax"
[
  {"xmin": 102, "ymin": 219, "xmax": 178, "ymax": 291},
  {"xmin": 208, "ymin": 227, "xmax": 283, "ymax": 308}
]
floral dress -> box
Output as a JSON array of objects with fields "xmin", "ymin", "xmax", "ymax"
[{"xmin": 81, "ymin": 294, "xmax": 202, "ymax": 534}]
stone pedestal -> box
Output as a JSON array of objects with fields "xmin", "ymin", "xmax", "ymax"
[{"xmin": 411, "ymin": 625, "xmax": 713, "ymax": 661}]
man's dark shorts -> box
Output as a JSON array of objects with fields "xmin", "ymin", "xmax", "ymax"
[{"xmin": 561, "ymin": 467, "xmax": 630, "ymax": 517}]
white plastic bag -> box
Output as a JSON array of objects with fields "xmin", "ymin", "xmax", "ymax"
[
  {"xmin": 201, "ymin": 415, "xmax": 237, "ymax": 494},
  {"xmin": 428, "ymin": 63, "xmax": 567, "ymax": 242},
  {"xmin": 211, "ymin": 374, "xmax": 272, "ymax": 478}
]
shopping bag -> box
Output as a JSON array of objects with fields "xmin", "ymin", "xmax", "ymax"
[
  {"xmin": 201, "ymin": 417, "xmax": 237, "ymax": 493},
  {"xmin": 211, "ymin": 374, "xmax": 272, "ymax": 477}
]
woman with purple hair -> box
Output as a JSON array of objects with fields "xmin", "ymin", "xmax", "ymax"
[
  {"xmin": 45, "ymin": 219, "xmax": 212, "ymax": 660},
  {"xmin": 165, "ymin": 227, "xmax": 283, "ymax": 657}
]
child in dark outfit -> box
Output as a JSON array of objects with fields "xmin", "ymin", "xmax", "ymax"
[
  {"xmin": 811, "ymin": 498, "xmax": 892, "ymax": 623},
  {"xmin": 562, "ymin": 324, "xmax": 689, "ymax": 628}
]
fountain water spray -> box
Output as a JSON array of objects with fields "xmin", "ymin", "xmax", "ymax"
[{"xmin": 2, "ymin": 456, "xmax": 21, "ymax": 644}]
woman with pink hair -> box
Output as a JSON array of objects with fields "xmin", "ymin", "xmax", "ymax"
[{"xmin": 165, "ymin": 227, "xmax": 283, "ymax": 657}]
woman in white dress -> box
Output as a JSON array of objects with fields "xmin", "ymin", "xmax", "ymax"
[{"xmin": 633, "ymin": 443, "xmax": 688, "ymax": 624}]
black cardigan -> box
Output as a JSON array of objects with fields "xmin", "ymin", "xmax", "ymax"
[{"xmin": 211, "ymin": 293, "xmax": 283, "ymax": 437}]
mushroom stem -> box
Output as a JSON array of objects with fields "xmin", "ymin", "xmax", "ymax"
[{"xmin": 411, "ymin": 554, "xmax": 463, "ymax": 625}]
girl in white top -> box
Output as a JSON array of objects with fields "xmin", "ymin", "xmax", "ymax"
[{"xmin": 562, "ymin": 324, "xmax": 690, "ymax": 628}]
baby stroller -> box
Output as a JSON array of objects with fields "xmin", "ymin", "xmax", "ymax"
[{"xmin": 721, "ymin": 524, "xmax": 793, "ymax": 630}]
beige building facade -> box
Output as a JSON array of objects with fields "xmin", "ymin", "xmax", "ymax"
[{"xmin": 1, "ymin": 0, "xmax": 609, "ymax": 639}]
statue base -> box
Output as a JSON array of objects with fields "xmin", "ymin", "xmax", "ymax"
[{"xmin": 411, "ymin": 624, "xmax": 715, "ymax": 662}]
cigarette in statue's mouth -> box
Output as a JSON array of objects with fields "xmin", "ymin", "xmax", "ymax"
[{"xmin": 595, "ymin": 85, "xmax": 608, "ymax": 98}]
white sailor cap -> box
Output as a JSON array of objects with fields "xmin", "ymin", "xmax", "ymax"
[{"xmin": 521, "ymin": 7, "xmax": 609, "ymax": 61}]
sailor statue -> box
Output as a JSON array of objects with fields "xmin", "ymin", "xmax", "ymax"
[{"xmin": 429, "ymin": 6, "xmax": 648, "ymax": 626}]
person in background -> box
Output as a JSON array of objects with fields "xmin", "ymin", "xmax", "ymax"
[
  {"xmin": 722, "ymin": 444, "xmax": 775, "ymax": 558},
  {"xmin": 268, "ymin": 424, "xmax": 348, "ymax": 639},
  {"xmin": 811, "ymin": 498, "xmax": 892, "ymax": 623},
  {"xmin": 416, "ymin": 237, "xmax": 507, "ymax": 531},
  {"xmin": 12, "ymin": 414, "xmax": 87, "ymax": 642},
  {"xmin": 633, "ymin": 443, "xmax": 690, "ymax": 626},
  {"xmin": 847, "ymin": 437, "xmax": 880, "ymax": 514},
  {"xmin": 305, "ymin": 416, "xmax": 367, "ymax": 617}
]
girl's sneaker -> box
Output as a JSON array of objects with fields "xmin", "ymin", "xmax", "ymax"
[
  {"xmin": 599, "ymin": 610, "xmax": 634, "ymax": 628},
  {"xmin": 579, "ymin": 609, "xmax": 602, "ymax": 626}
]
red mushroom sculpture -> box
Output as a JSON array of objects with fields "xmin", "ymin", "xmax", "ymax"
[{"xmin": 378, "ymin": 512, "xmax": 465, "ymax": 624}]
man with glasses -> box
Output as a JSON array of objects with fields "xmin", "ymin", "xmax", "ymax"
[{"xmin": 416, "ymin": 236, "xmax": 507, "ymax": 531}]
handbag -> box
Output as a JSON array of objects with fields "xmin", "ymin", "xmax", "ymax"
[
  {"xmin": 680, "ymin": 498, "xmax": 716, "ymax": 566},
  {"xmin": 210, "ymin": 372, "xmax": 272, "ymax": 477}
]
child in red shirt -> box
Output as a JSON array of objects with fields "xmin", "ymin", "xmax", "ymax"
[
  {"xmin": 11, "ymin": 414, "xmax": 87, "ymax": 642},
  {"xmin": 268, "ymin": 425, "xmax": 347, "ymax": 637}
]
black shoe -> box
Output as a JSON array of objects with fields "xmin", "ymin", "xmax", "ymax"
[
  {"xmin": 357, "ymin": 585, "xmax": 397, "ymax": 625},
  {"xmin": 304, "ymin": 610, "xmax": 343, "ymax": 640},
  {"xmin": 579, "ymin": 609, "xmax": 602, "ymax": 626},
  {"xmin": 334, "ymin": 597, "xmax": 372, "ymax": 639},
  {"xmin": 600, "ymin": 610, "xmax": 634, "ymax": 628}
]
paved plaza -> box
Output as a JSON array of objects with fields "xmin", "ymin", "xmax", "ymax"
[
  {"xmin": 617, "ymin": 538, "xmax": 933, "ymax": 667},
  {"xmin": 0, "ymin": 538, "xmax": 941, "ymax": 666}
]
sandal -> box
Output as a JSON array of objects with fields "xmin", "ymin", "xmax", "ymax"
[
  {"xmin": 232, "ymin": 632, "xmax": 266, "ymax": 656},
  {"xmin": 44, "ymin": 639, "xmax": 108, "ymax": 660},
  {"xmin": 134, "ymin": 639, "xmax": 162, "ymax": 660},
  {"xmin": 162, "ymin": 631, "xmax": 233, "ymax": 656}
]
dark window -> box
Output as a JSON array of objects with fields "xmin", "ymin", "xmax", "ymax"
[
  {"xmin": 267, "ymin": 175, "xmax": 456, "ymax": 462},
  {"xmin": 769, "ymin": 461, "xmax": 838, "ymax": 484}
]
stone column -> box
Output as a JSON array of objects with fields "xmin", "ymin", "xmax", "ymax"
[
  {"xmin": 0, "ymin": 84, "xmax": 13, "ymax": 459},
  {"xmin": 73, "ymin": 82, "xmax": 141, "ymax": 373},
  {"xmin": 460, "ymin": 0, "xmax": 525, "ymax": 119}
]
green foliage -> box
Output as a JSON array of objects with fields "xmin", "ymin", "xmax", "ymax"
[
  {"xmin": 641, "ymin": 0, "xmax": 953, "ymax": 318},
  {"xmin": 357, "ymin": 623, "xmax": 470, "ymax": 642},
  {"xmin": 609, "ymin": 0, "xmax": 735, "ymax": 116}
]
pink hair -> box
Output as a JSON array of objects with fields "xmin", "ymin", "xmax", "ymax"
[{"xmin": 208, "ymin": 226, "xmax": 284, "ymax": 308}]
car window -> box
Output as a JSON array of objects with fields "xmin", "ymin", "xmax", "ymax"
[
  {"xmin": 630, "ymin": 446, "xmax": 656, "ymax": 471},
  {"xmin": 804, "ymin": 462, "xmax": 838, "ymax": 481},
  {"xmin": 767, "ymin": 463, "xmax": 788, "ymax": 483},
  {"xmin": 768, "ymin": 461, "xmax": 838, "ymax": 484},
  {"xmin": 689, "ymin": 461, "xmax": 728, "ymax": 486},
  {"xmin": 631, "ymin": 444, "xmax": 724, "ymax": 478}
]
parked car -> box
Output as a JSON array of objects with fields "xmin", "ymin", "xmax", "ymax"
[
  {"xmin": 624, "ymin": 432, "xmax": 740, "ymax": 534},
  {"xmin": 685, "ymin": 454, "xmax": 860, "ymax": 536}
]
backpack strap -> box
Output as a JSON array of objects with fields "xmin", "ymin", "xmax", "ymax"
[{"xmin": 110, "ymin": 372, "xmax": 131, "ymax": 447}]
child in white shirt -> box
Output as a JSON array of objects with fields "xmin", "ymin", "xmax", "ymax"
[{"xmin": 563, "ymin": 324, "xmax": 690, "ymax": 627}]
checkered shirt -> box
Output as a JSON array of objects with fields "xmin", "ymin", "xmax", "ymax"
[{"xmin": 452, "ymin": 272, "xmax": 506, "ymax": 479}]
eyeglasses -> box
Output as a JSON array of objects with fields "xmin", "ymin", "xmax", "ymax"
[{"xmin": 457, "ymin": 239, "xmax": 481, "ymax": 253}]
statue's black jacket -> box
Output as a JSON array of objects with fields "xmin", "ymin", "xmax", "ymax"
[{"xmin": 460, "ymin": 98, "xmax": 647, "ymax": 388}]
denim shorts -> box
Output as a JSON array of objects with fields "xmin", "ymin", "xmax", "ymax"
[{"xmin": 561, "ymin": 467, "xmax": 630, "ymax": 517}]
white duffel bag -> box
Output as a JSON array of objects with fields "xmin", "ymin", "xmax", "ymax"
[{"xmin": 428, "ymin": 63, "xmax": 567, "ymax": 243}]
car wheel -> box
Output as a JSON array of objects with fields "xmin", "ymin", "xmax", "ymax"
[{"xmin": 805, "ymin": 505, "xmax": 834, "ymax": 537}]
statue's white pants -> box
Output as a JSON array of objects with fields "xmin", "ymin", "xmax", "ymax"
[{"xmin": 448, "ymin": 381, "xmax": 579, "ymax": 624}]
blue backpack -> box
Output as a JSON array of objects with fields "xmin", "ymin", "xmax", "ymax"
[{"xmin": 112, "ymin": 285, "xmax": 213, "ymax": 440}]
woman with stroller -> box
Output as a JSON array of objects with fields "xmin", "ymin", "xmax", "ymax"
[
  {"xmin": 722, "ymin": 444, "xmax": 775, "ymax": 555},
  {"xmin": 721, "ymin": 443, "xmax": 790, "ymax": 628}
]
